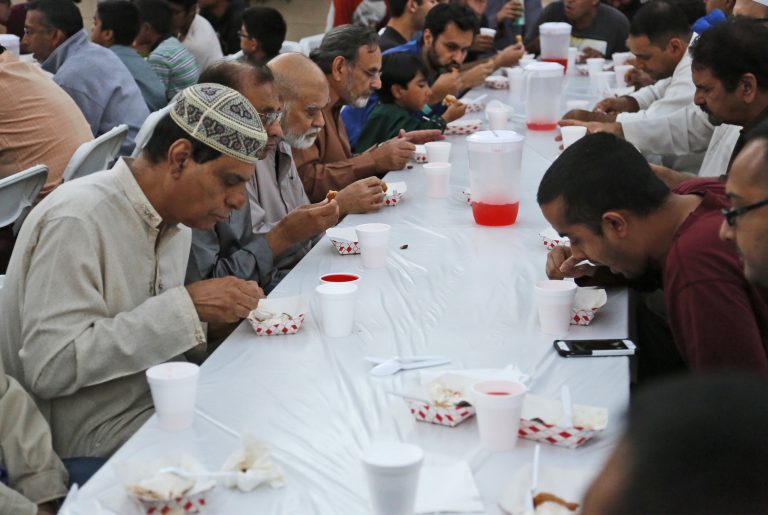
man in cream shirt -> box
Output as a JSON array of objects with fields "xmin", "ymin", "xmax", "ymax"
[{"xmin": 0, "ymin": 84, "xmax": 266, "ymax": 460}]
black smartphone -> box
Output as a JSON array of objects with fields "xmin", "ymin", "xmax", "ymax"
[{"xmin": 554, "ymin": 339, "xmax": 636, "ymax": 357}]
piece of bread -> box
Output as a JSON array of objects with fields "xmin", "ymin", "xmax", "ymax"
[
  {"xmin": 442, "ymin": 94, "xmax": 458, "ymax": 107},
  {"xmin": 516, "ymin": 35, "xmax": 523, "ymax": 44},
  {"xmin": 381, "ymin": 182, "xmax": 388, "ymax": 193},
  {"xmin": 325, "ymin": 190, "xmax": 337, "ymax": 201}
]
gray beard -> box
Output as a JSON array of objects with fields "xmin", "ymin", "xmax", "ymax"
[{"xmin": 283, "ymin": 130, "xmax": 320, "ymax": 150}]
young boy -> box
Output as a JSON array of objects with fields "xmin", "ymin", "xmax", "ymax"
[{"xmin": 355, "ymin": 52, "xmax": 466, "ymax": 153}]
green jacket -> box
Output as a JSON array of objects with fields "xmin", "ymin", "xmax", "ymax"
[{"xmin": 355, "ymin": 103, "xmax": 446, "ymax": 153}]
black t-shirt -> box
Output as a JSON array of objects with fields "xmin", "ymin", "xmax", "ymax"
[
  {"xmin": 379, "ymin": 26, "xmax": 408, "ymax": 52},
  {"xmin": 526, "ymin": 1, "xmax": 629, "ymax": 57}
]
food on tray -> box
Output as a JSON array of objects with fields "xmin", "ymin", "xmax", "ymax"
[
  {"xmin": 534, "ymin": 492, "xmax": 579, "ymax": 512},
  {"xmin": 126, "ymin": 471, "xmax": 195, "ymax": 501},
  {"xmin": 381, "ymin": 181, "xmax": 388, "ymax": 192},
  {"xmin": 442, "ymin": 94, "xmax": 458, "ymax": 106},
  {"xmin": 325, "ymin": 190, "xmax": 337, "ymax": 202}
]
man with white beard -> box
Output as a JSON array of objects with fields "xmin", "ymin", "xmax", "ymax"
[
  {"xmin": 244, "ymin": 53, "xmax": 388, "ymax": 276},
  {"xmin": 292, "ymin": 24, "xmax": 441, "ymax": 203}
]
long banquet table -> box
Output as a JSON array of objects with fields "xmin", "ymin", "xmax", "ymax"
[{"xmin": 76, "ymin": 73, "xmax": 631, "ymax": 514}]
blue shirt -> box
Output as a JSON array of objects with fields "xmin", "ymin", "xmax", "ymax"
[
  {"xmin": 42, "ymin": 30, "xmax": 149, "ymax": 156},
  {"xmin": 341, "ymin": 38, "xmax": 445, "ymax": 149},
  {"xmin": 110, "ymin": 44, "xmax": 167, "ymax": 112}
]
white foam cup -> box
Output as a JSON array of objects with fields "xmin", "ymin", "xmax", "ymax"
[
  {"xmin": 362, "ymin": 442, "xmax": 424, "ymax": 515},
  {"xmin": 315, "ymin": 282, "xmax": 358, "ymax": 337},
  {"xmin": 586, "ymin": 57, "xmax": 606, "ymax": 77},
  {"xmin": 146, "ymin": 362, "xmax": 200, "ymax": 431},
  {"xmin": 423, "ymin": 162, "xmax": 451, "ymax": 198},
  {"xmin": 534, "ymin": 280, "xmax": 577, "ymax": 334},
  {"xmin": 355, "ymin": 223, "xmax": 391, "ymax": 268},
  {"xmin": 424, "ymin": 141, "xmax": 451, "ymax": 163},
  {"xmin": 471, "ymin": 380, "xmax": 528, "ymax": 451},
  {"xmin": 486, "ymin": 106, "xmax": 509, "ymax": 130},
  {"xmin": 614, "ymin": 65, "xmax": 633, "ymax": 88},
  {"xmin": 480, "ymin": 27, "xmax": 496, "ymax": 38},
  {"xmin": 612, "ymin": 51, "xmax": 633, "ymax": 67},
  {"xmin": 561, "ymin": 126, "xmax": 588, "ymax": 148}
]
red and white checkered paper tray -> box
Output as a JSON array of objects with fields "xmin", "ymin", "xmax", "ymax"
[
  {"xmin": 384, "ymin": 181, "xmax": 407, "ymax": 206},
  {"xmin": 518, "ymin": 394, "xmax": 608, "ymax": 449},
  {"xmin": 246, "ymin": 296, "xmax": 307, "ymax": 336},
  {"xmin": 411, "ymin": 145, "xmax": 428, "ymax": 163},
  {"xmin": 325, "ymin": 227, "xmax": 359, "ymax": 255},
  {"xmin": 445, "ymin": 118, "xmax": 482, "ymax": 136},
  {"xmin": 117, "ymin": 456, "xmax": 216, "ymax": 514},
  {"xmin": 571, "ymin": 288, "xmax": 607, "ymax": 326},
  {"xmin": 484, "ymin": 75, "xmax": 509, "ymax": 89},
  {"xmin": 538, "ymin": 226, "xmax": 570, "ymax": 250},
  {"xmin": 401, "ymin": 374, "xmax": 476, "ymax": 428},
  {"xmin": 462, "ymin": 96, "xmax": 485, "ymax": 113}
]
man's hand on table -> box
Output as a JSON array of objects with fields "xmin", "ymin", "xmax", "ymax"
[
  {"xmin": 398, "ymin": 128, "xmax": 443, "ymax": 144},
  {"xmin": 459, "ymin": 59, "xmax": 495, "ymax": 89},
  {"xmin": 336, "ymin": 177, "xmax": 386, "ymax": 215},
  {"xmin": 471, "ymin": 34, "xmax": 495, "ymax": 53},
  {"xmin": 371, "ymin": 137, "xmax": 415, "ymax": 171},
  {"xmin": 546, "ymin": 245, "xmax": 598, "ymax": 280},
  {"xmin": 578, "ymin": 47, "xmax": 604, "ymax": 63},
  {"xmin": 561, "ymin": 109, "xmax": 615, "ymax": 123},
  {"xmin": 267, "ymin": 200, "xmax": 340, "ymax": 256},
  {"xmin": 624, "ymin": 65, "xmax": 654, "ymax": 89},
  {"xmin": 187, "ymin": 277, "xmax": 264, "ymax": 323},
  {"xmin": 429, "ymin": 69, "xmax": 461, "ymax": 104},
  {"xmin": 492, "ymin": 42, "xmax": 525, "ymax": 69},
  {"xmin": 594, "ymin": 96, "xmax": 639, "ymax": 116}
]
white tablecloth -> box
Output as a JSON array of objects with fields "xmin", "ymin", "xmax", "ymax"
[{"xmin": 76, "ymin": 74, "xmax": 630, "ymax": 515}]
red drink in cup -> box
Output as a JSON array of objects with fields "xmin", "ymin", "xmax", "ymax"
[{"xmin": 320, "ymin": 273, "xmax": 360, "ymax": 283}]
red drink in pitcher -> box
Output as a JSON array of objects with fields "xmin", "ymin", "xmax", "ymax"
[
  {"xmin": 541, "ymin": 57, "xmax": 568, "ymax": 73},
  {"xmin": 471, "ymin": 202, "xmax": 520, "ymax": 226},
  {"xmin": 526, "ymin": 121, "xmax": 558, "ymax": 131}
]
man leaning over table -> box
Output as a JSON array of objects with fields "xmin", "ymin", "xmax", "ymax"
[
  {"xmin": 293, "ymin": 24, "xmax": 442, "ymax": 203},
  {"xmin": 0, "ymin": 84, "xmax": 266, "ymax": 461},
  {"xmin": 563, "ymin": 1, "xmax": 702, "ymax": 172},
  {"xmin": 538, "ymin": 133, "xmax": 768, "ymax": 378},
  {"xmin": 186, "ymin": 61, "xmax": 339, "ymax": 294},
  {"xmin": 560, "ymin": 17, "xmax": 768, "ymax": 187},
  {"xmin": 23, "ymin": 0, "xmax": 148, "ymax": 156}
]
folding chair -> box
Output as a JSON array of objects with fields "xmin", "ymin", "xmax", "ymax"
[
  {"xmin": 299, "ymin": 33, "xmax": 325, "ymax": 57},
  {"xmin": 280, "ymin": 41, "xmax": 302, "ymax": 54},
  {"xmin": 131, "ymin": 106, "xmax": 173, "ymax": 159},
  {"xmin": 0, "ymin": 164, "xmax": 48, "ymax": 240},
  {"xmin": 62, "ymin": 124, "xmax": 128, "ymax": 182}
]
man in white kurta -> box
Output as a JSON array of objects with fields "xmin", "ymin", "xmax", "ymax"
[{"xmin": 0, "ymin": 84, "xmax": 267, "ymax": 459}]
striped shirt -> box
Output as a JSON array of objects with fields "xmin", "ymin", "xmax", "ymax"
[{"xmin": 148, "ymin": 36, "xmax": 200, "ymax": 100}]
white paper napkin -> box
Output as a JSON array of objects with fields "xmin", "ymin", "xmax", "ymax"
[{"xmin": 415, "ymin": 459, "xmax": 484, "ymax": 513}]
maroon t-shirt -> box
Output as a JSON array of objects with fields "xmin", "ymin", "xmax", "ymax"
[{"xmin": 666, "ymin": 179, "xmax": 768, "ymax": 372}]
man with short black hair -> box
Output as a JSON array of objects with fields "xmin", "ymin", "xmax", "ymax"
[
  {"xmin": 294, "ymin": 24, "xmax": 441, "ymax": 203},
  {"xmin": 91, "ymin": 0, "xmax": 166, "ymax": 111},
  {"xmin": 166, "ymin": 0, "xmax": 222, "ymax": 72},
  {"xmin": 135, "ymin": 0, "xmax": 199, "ymax": 101},
  {"xmin": 235, "ymin": 6, "xmax": 286, "ymax": 65},
  {"xmin": 379, "ymin": 0, "xmax": 437, "ymax": 51},
  {"xmin": 23, "ymin": 0, "xmax": 148, "ymax": 155},
  {"xmin": 525, "ymin": 0, "xmax": 629, "ymax": 59},
  {"xmin": 538, "ymin": 133, "xmax": 768, "ymax": 374}
]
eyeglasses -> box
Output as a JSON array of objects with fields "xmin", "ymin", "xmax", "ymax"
[
  {"xmin": 23, "ymin": 26, "xmax": 54, "ymax": 36},
  {"xmin": 721, "ymin": 198, "xmax": 768, "ymax": 226},
  {"xmin": 237, "ymin": 30, "xmax": 254, "ymax": 40},
  {"xmin": 259, "ymin": 111, "xmax": 283, "ymax": 126}
]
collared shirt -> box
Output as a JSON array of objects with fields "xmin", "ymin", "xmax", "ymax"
[
  {"xmin": 247, "ymin": 141, "xmax": 316, "ymax": 273},
  {"xmin": 378, "ymin": 26, "xmax": 407, "ymax": 52},
  {"xmin": 186, "ymin": 198, "xmax": 284, "ymax": 294},
  {"xmin": 110, "ymin": 44, "xmax": 167, "ymax": 112},
  {"xmin": 293, "ymin": 100, "xmax": 380, "ymax": 203},
  {"xmin": 42, "ymin": 30, "xmax": 149, "ymax": 156},
  {"xmin": 0, "ymin": 50, "xmax": 92, "ymax": 191},
  {"xmin": 0, "ymin": 159, "xmax": 205, "ymax": 459},
  {"xmin": 181, "ymin": 15, "xmax": 223, "ymax": 72},
  {"xmin": 149, "ymin": 36, "xmax": 200, "ymax": 100},
  {"xmin": 0, "ymin": 355, "xmax": 68, "ymax": 515}
]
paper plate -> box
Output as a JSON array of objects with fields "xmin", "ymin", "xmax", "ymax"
[
  {"xmin": 384, "ymin": 181, "xmax": 407, "ymax": 206},
  {"xmin": 445, "ymin": 118, "xmax": 482, "ymax": 136},
  {"xmin": 326, "ymin": 227, "xmax": 360, "ymax": 254},
  {"xmin": 247, "ymin": 296, "xmax": 308, "ymax": 336}
]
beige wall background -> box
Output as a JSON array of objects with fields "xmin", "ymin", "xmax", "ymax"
[{"xmin": 74, "ymin": 0, "xmax": 329, "ymax": 40}]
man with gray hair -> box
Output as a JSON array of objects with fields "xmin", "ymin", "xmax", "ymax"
[
  {"xmin": 293, "ymin": 24, "xmax": 441, "ymax": 203},
  {"xmin": 0, "ymin": 84, "xmax": 266, "ymax": 459}
]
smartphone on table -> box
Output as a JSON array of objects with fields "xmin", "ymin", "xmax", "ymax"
[{"xmin": 554, "ymin": 339, "xmax": 636, "ymax": 357}]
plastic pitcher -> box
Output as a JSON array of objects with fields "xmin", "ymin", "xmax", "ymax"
[
  {"xmin": 467, "ymin": 130, "xmax": 525, "ymax": 226},
  {"xmin": 524, "ymin": 62, "xmax": 564, "ymax": 131},
  {"xmin": 539, "ymin": 22, "xmax": 571, "ymax": 72}
]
